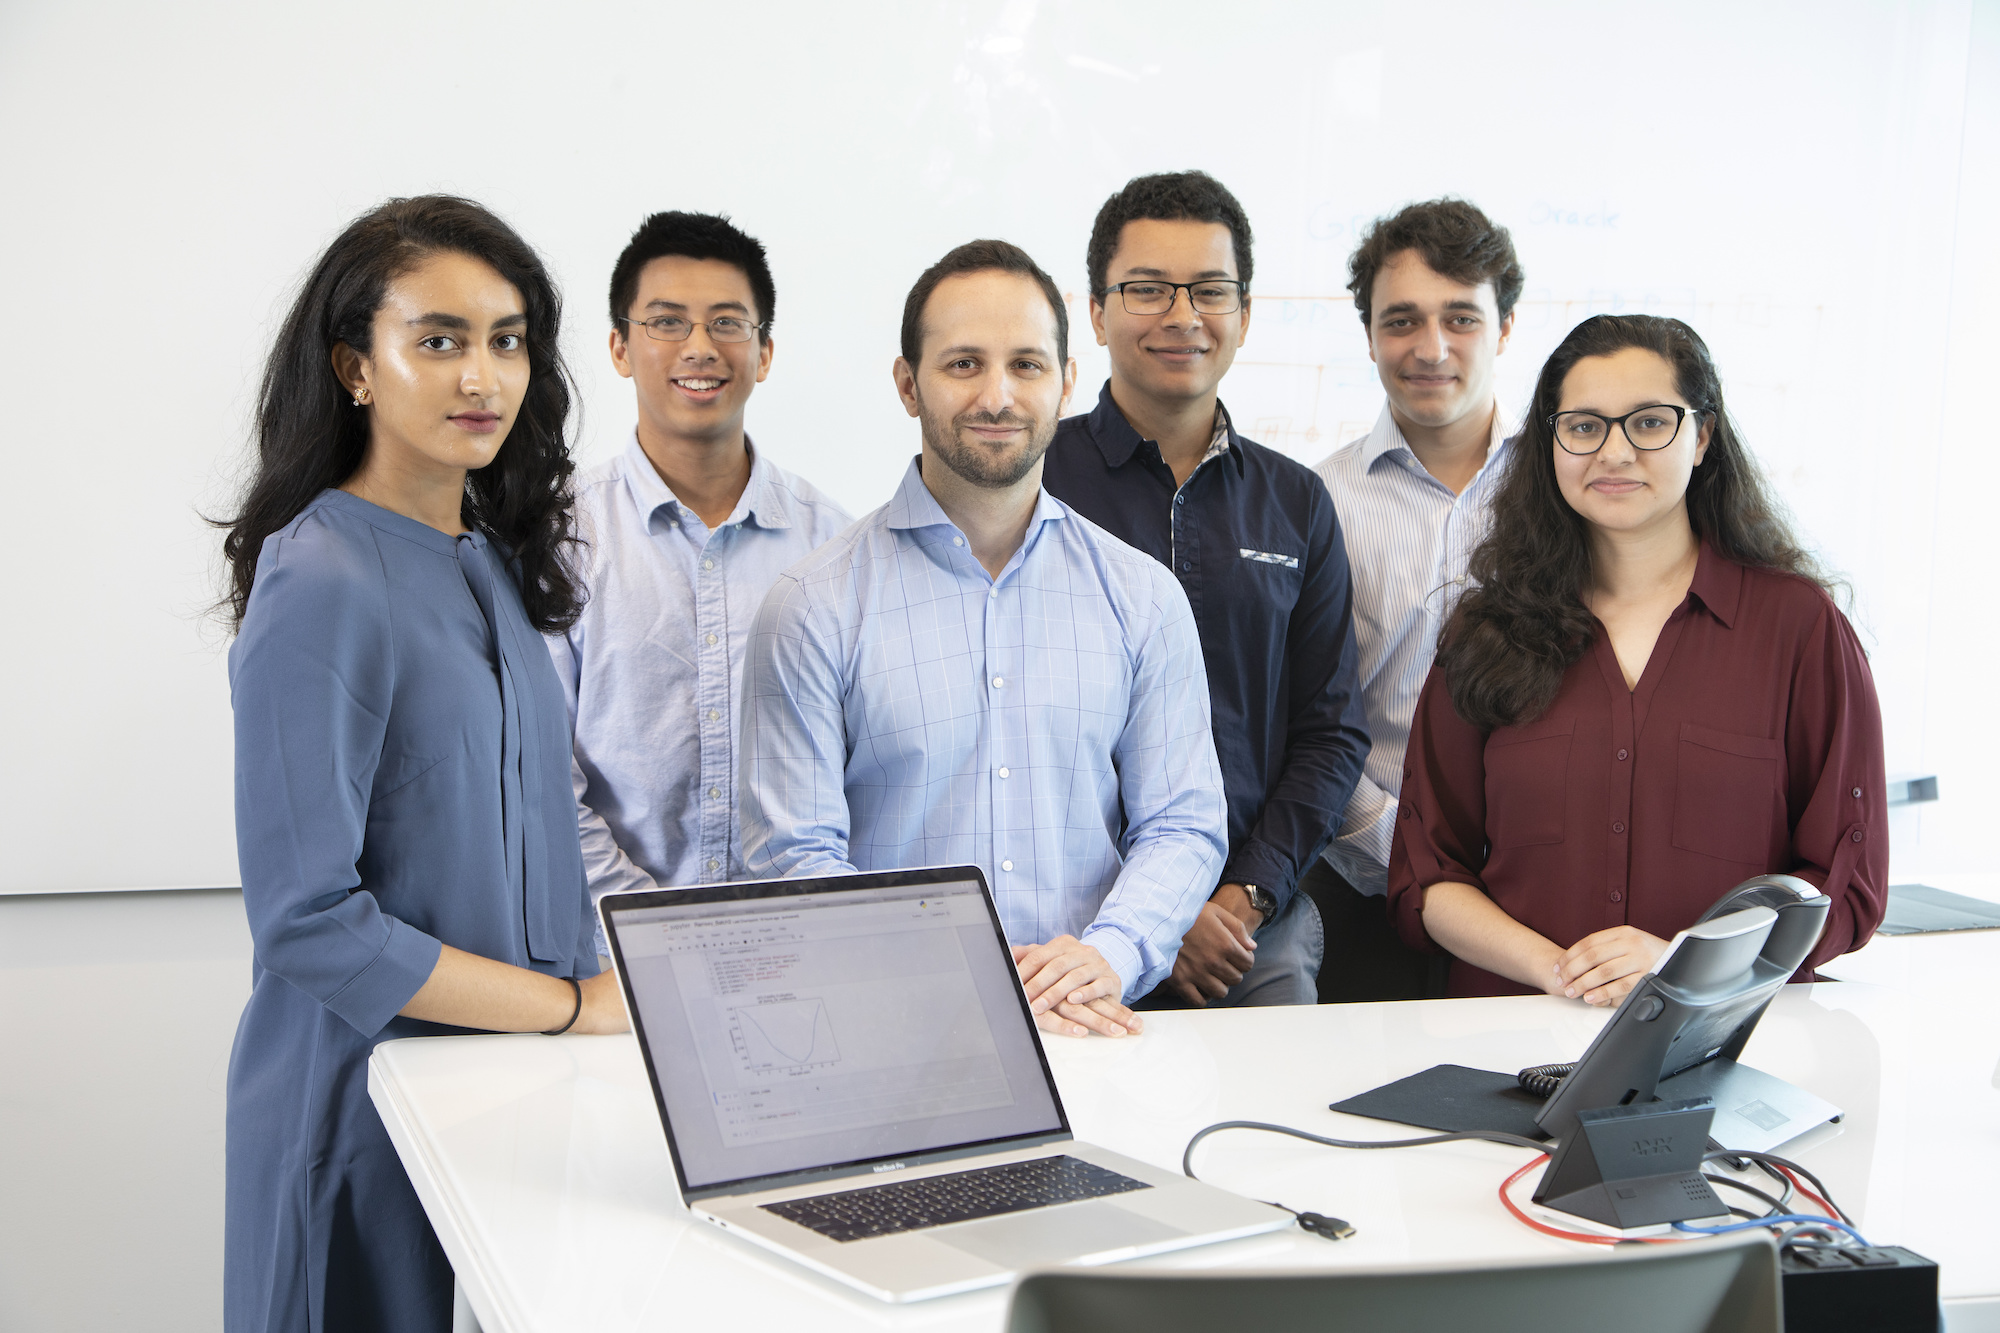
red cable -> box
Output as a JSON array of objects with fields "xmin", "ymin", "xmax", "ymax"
[
  {"xmin": 1774, "ymin": 1165, "xmax": 1838, "ymax": 1220},
  {"xmin": 1497, "ymin": 1154, "xmax": 1679, "ymax": 1246},
  {"xmin": 1499, "ymin": 1156, "xmax": 1843, "ymax": 1247},
  {"xmin": 1498, "ymin": 1154, "xmax": 1619, "ymax": 1245}
]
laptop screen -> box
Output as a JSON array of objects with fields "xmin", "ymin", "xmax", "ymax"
[{"xmin": 606, "ymin": 870, "xmax": 1068, "ymax": 1195}]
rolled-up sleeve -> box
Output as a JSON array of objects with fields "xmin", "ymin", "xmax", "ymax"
[
  {"xmin": 1781, "ymin": 603, "xmax": 1889, "ymax": 968},
  {"xmin": 230, "ymin": 537, "xmax": 441, "ymax": 1037},
  {"xmin": 1387, "ymin": 663, "xmax": 1492, "ymax": 955},
  {"xmin": 1088, "ymin": 582, "xmax": 1228, "ymax": 1001},
  {"xmin": 1328, "ymin": 772, "xmax": 1398, "ymax": 894},
  {"xmin": 739, "ymin": 574, "xmax": 861, "ymax": 881}
]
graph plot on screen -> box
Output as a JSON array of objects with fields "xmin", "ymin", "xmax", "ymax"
[{"xmin": 730, "ymin": 998, "xmax": 842, "ymax": 1072}]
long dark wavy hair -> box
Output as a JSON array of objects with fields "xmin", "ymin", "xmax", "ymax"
[
  {"xmin": 1437, "ymin": 314, "xmax": 1832, "ymax": 730},
  {"xmin": 217, "ymin": 195, "xmax": 583, "ymax": 632}
]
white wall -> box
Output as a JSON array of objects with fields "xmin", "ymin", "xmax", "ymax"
[
  {"xmin": 2, "ymin": 8, "xmax": 1997, "ymax": 1329},
  {"xmin": 0, "ymin": 890, "xmax": 250, "ymax": 1332},
  {"xmin": 1, "ymin": 0, "xmax": 1995, "ymax": 893}
]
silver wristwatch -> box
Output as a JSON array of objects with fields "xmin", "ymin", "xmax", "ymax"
[{"xmin": 1242, "ymin": 884, "xmax": 1277, "ymax": 920}]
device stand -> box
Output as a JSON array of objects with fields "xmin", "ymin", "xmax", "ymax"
[
  {"xmin": 1656, "ymin": 1058, "xmax": 1843, "ymax": 1154},
  {"xmin": 1532, "ymin": 1098, "xmax": 1727, "ymax": 1230}
]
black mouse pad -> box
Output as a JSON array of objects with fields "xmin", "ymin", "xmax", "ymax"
[{"xmin": 1330, "ymin": 1064, "xmax": 1552, "ymax": 1141}]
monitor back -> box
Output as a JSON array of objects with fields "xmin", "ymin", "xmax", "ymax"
[{"xmin": 1004, "ymin": 1232, "xmax": 1780, "ymax": 1333}]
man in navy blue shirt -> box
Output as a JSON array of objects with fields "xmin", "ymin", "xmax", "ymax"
[{"xmin": 1041, "ymin": 171, "xmax": 1370, "ymax": 1007}]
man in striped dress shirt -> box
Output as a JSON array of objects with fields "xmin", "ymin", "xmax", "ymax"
[
  {"xmin": 741, "ymin": 240, "xmax": 1229, "ymax": 1041},
  {"xmin": 550, "ymin": 213, "xmax": 851, "ymax": 954},
  {"xmin": 1308, "ymin": 199, "xmax": 1525, "ymax": 1001}
]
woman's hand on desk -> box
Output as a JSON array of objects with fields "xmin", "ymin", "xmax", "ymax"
[
  {"xmin": 573, "ymin": 970, "xmax": 631, "ymax": 1035},
  {"xmin": 398, "ymin": 944, "xmax": 632, "ymax": 1033},
  {"xmin": 1416, "ymin": 882, "xmax": 1669, "ymax": 1006},
  {"xmin": 1554, "ymin": 927, "xmax": 1669, "ymax": 1007},
  {"xmin": 1417, "ymin": 881, "xmax": 1567, "ymax": 995}
]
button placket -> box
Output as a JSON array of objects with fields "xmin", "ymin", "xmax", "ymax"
[
  {"xmin": 1607, "ymin": 693, "xmax": 1635, "ymax": 926},
  {"xmin": 693, "ymin": 531, "xmax": 733, "ymax": 879},
  {"xmin": 1167, "ymin": 471, "xmax": 1202, "ymax": 614},
  {"xmin": 986, "ymin": 573, "xmax": 1024, "ymax": 893}
]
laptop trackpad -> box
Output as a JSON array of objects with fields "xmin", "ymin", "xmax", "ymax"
[{"xmin": 934, "ymin": 1202, "xmax": 1185, "ymax": 1269}]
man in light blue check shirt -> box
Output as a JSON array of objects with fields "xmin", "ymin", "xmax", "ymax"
[
  {"xmin": 550, "ymin": 213, "xmax": 850, "ymax": 928},
  {"xmin": 741, "ymin": 240, "xmax": 1228, "ymax": 1039}
]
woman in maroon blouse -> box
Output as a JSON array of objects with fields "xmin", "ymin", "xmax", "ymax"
[{"xmin": 1388, "ymin": 315, "xmax": 1887, "ymax": 1003}]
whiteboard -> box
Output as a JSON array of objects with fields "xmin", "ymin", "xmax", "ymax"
[{"xmin": 1, "ymin": 0, "xmax": 1992, "ymax": 893}]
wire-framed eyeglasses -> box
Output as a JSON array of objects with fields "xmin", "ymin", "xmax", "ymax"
[
  {"xmin": 618, "ymin": 314, "xmax": 765, "ymax": 343},
  {"xmin": 1549, "ymin": 403, "xmax": 1702, "ymax": 455},
  {"xmin": 1102, "ymin": 279, "xmax": 1247, "ymax": 316}
]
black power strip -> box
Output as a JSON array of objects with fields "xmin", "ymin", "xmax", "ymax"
[{"xmin": 1780, "ymin": 1245, "xmax": 1939, "ymax": 1332}]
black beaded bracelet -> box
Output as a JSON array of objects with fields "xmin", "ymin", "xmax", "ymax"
[{"xmin": 541, "ymin": 976, "xmax": 583, "ymax": 1036}]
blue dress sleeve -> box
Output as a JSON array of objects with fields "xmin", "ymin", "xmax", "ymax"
[{"xmin": 230, "ymin": 521, "xmax": 443, "ymax": 1036}]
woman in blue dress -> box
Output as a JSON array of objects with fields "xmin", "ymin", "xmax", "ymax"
[{"xmin": 218, "ymin": 195, "xmax": 626, "ymax": 1332}]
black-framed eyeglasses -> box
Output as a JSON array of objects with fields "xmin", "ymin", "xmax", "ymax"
[
  {"xmin": 1548, "ymin": 403, "xmax": 1701, "ymax": 455},
  {"xmin": 617, "ymin": 314, "xmax": 765, "ymax": 344},
  {"xmin": 1102, "ymin": 279, "xmax": 1247, "ymax": 316}
]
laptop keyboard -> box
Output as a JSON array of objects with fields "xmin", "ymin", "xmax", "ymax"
[{"xmin": 761, "ymin": 1155, "xmax": 1152, "ymax": 1243}]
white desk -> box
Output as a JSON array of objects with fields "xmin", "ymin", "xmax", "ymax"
[{"xmin": 370, "ymin": 981, "xmax": 2000, "ymax": 1333}]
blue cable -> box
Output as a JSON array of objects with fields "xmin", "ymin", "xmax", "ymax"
[{"xmin": 1674, "ymin": 1214, "xmax": 1871, "ymax": 1246}]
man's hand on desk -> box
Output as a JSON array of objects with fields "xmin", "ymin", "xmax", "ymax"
[
  {"xmin": 1553, "ymin": 926, "xmax": 1669, "ymax": 1007},
  {"xmin": 1163, "ymin": 884, "xmax": 1261, "ymax": 1006},
  {"xmin": 1012, "ymin": 936, "xmax": 1143, "ymax": 1038}
]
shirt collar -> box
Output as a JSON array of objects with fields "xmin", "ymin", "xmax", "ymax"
[
  {"xmin": 883, "ymin": 455, "xmax": 1070, "ymax": 534},
  {"xmin": 1685, "ymin": 540, "xmax": 1742, "ymax": 629},
  {"xmin": 1198, "ymin": 406, "xmax": 1234, "ymax": 469},
  {"xmin": 1361, "ymin": 399, "xmax": 1513, "ymax": 479},
  {"xmin": 315, "ymin": 488, "xmax": 472, "ymax": 557},
  {"xmin": 736, "ymin": 440, "xmax": 793, "ymax": 528},
  {"xmin": 1081, "ymin": 380, "xmax": 1243, "ymax": 476},
  {"xmin": 618, "ymin": 430, "xmax": 793, "ymax": 530}
]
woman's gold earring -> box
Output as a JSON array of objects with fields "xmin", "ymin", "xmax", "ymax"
[{"xmin": 352, "ymin": 388, "xmax": 369, "ymax": 406}]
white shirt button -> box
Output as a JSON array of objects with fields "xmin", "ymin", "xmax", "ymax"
[
  {"xmin": 702, "ymin": 558, "xmax": 715, "ymax": 570},
  {"xmin": 708, "ymin": 786, "xmax": 720, "ymax": 800},
  {"xmin": 1001, "ymin": 859, "xmax": 1014, "ymax": 872},
  {"xmin": 998, "ymin": 767, "xmax": 1010, "ymax": 778},
  {"xmin": 952, "ymin": 536, "xmax": 964, "ymax": 546},
  {"xmin": 707, "ymin": 858, "xmax": 720, "ymax": 872},
  {"xmin": 705, "ymin": 633, "xmax": 718, "ymax": 646},
  {"xmin": 991, "ymin": 676, "xmax": 1005, "ymax": 688},
  {"xmin": 708, "ymin": 709, "xmax": 720, "ymax": 722}
]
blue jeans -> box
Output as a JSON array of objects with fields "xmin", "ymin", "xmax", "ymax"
[{"xmin": 1137, "ymin": 890, "xmax": 1325, "ymax": 1009}]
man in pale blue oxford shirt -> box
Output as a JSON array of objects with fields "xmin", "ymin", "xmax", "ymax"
[
  {"xmin": 740, "ymin": 239, "xmax": 1228, "ymax": 1040},
  {"xmin": 549, "ymin": 213, "xmax": 850, "ymax": 930},
  {"xmin": 1307, "ymin": 198, "xmax": 1523, "ymax": 1001}
]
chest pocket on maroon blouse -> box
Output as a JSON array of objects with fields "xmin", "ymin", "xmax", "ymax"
[
  {"xmin": 1484, "ymin": 716, "xmax": 1574, "ymax": 849},
  {"xmin": 1672, "ymin": 723, "xmax": 1786, "ymax": 864}
]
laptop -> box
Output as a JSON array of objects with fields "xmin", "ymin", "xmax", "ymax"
[{"xmin": 599, "ymin": 866, "xmax": 1293, "ymax": 1303}]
